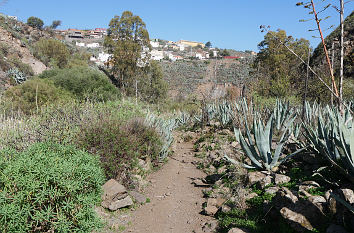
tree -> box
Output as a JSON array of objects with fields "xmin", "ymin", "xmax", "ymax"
[
  {"xmin": 104, "ymin": 11, "xmax": 151, "ymax": 92},
  {"xmin": 205, "ymin": 41, "xmax": 212, "ymax": 48},
  {"xmin": 50, "ymin": 20, "xmax": 62, "ymax": 29},
  {"xmin": 139, "ymin": 61, "xmax": 167, "ymax": 103},
  {"xmin": 254, "ymin": 29, "xmax": 311, "ymax": 97},
  {"xmin": 27, "ymin": 16, "xmax": 44, "ymax": 29}
]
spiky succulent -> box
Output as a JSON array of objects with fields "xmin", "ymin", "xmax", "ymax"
[
  {"xmin": 304, "ymin": 107, "xmax": 354, "ymax": 182},
  {"xmin": 234, "ymin": 114, "xmax": 304, "ymax": 171}
]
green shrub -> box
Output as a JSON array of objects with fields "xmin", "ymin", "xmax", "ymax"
[
  {"xmin": 38, "ymin": 67, "xmax": 120, "ymax": 101},
  {"xmin": 33, "ymin": 39, "xmax": 70, "ymax": 68},
  {"xmin": 78, "ymin": 117, "xmax": 162, "ymax": 186},
  {"xmin": 4, "ymin": 78, "xmax": 72, "ymax": 114},
  {"xmin": 27, "ymin": 16, "xmax": 44, "ymax": 29},
  {"xmin": 0, "ymin": 142, "xmax": 105, "ymax": 232}
]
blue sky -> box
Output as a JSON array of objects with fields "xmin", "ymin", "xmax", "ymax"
[{"xmin": 1, "ymin": 0, "xmax": 352, "ymax": 51}]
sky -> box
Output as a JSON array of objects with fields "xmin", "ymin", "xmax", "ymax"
[{"xmin": 0, "ymin": 0, "xmax": 353, "ymax": 51}]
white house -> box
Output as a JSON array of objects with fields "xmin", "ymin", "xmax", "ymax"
[
  {"xmin": 86, "ymin": 43, "xmax": 100, "ymax": 48},
  {"xmin": 98, "ymin": 52, "xmax": 111, "ymax": 63},
  {"xmin": 195, "ymin": 53, "xmax": 203, "ymax": 60},
  {"xmin": 76, "ymin": 42, "xmax": 85, "ymax": 47},
  {"xmin": 150, "ymin": 41, "xmax": 160, "ymax": 48},
  {"xmin": 150, "ymin": 50, "xmax": 164, "ymax": 61}
]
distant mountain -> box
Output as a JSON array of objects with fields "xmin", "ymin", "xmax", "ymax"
[{"xmin": 310, "ymin": 11, "xmax": 353, "ymax": 79}]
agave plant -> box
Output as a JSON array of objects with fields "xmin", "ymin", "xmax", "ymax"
[
  {"xmin": 7, "ymin": 68, "xmax": 27, "ymax": 84},
  {"xmin": 233, "ymin": 114, "xmax": 304, "ymax": 171},
  {"xmin": 145, "ymin": 112, "xmax": 177, "ymax": 160},
  {"xmin": 304, "ymin": 107, "xmax": 354, "ymax": 183},
  {"xmin": 273, "ymin": 99, "xmax": 296, "ymax": 131}
]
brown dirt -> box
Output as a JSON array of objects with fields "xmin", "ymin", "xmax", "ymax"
[{"xmin": 123, "ymin": 136, "xmax": 215, "ymax": 233}]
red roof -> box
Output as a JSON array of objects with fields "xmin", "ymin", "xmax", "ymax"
[{"xmin": 224, "ymin": 56, "xmax": 239, "ymax": 59}]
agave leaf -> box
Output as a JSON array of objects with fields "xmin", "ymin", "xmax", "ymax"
[{"xmin": 239, "ymin": 133, "xmax": 263, "ymax": 169}]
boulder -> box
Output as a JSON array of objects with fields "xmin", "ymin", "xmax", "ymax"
[
  {"xmin": 129, "ymin": 191, "xmax": 147, "ymax": 204},
  {"xmin": 247, "ymin": 171, "xmax": 267, "ymax": 186},
  {"xmin": 280, "ymin": 207, "xmax": 314, "ymax": 232},
  {"xmin": 274, "ymin": 174, "xmax": 291, "ymax": 185},
  {"xmin": 108, "ymin": 195, "xmax": 133, "ymax": 211},
  {"xmin": 101, "ymin": 179, "xmax": 127, "ymax": 209},
  {"xmin": 274, "ymin": 187, "xmax": 298, "ymax": 209},
  {"xmin": 265, "ymin": 186, "xmax": 279, "ymax": 195},
  {"xmin": 340, "ymin": 189, "xmax": 354, "ymax": 204},
  {"xmin": 204, "ymin": 205, "xmax": 218, "ymax": 216},
  {"xmin": 260, "ymin": 175, "xmax": 272, "ymax": 188}
]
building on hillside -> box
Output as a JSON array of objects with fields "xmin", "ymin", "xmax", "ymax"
[
  {"xmin": 177, "ymin": 40, "xmax": 205, "ymax": 48},
  {"xmin": 68, "ymin": 29, "xmax": 84, "ymax": 39},
  {"xmin": 150, "ymin": 41, "xmax": 160, "ymax": 48},
  {"xmin": 95, "ymin": 28, "xmax": 107, "ymax": 35},
  {"xmin": 86, "ymin": 43, "xmax": 100, "ymax": 48},
  {"xmin": 150, "ymin": 50, "xmax": 164, "ymax": 61},
  {"xmin": 76, "ymin": 42, "xmax": 85, "ymax": 47}
]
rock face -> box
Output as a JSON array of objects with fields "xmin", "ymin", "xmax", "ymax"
[{"xmin": 101, "ymin": 179, "xmax": 133, "ymax": 211}]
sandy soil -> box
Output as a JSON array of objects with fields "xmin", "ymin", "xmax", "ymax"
[{"xmin": 123, "ymin": 139, "xmax": 215, "ymax": 233}]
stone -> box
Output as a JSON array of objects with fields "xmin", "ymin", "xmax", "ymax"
[
  {"xmin": 280, "ymin": 207, "xmax": 314, "ymax": 231},
  {"xmin": 340, "ymin": 189, "xmax": 354, "ymax": 204},
  {"xmin": 228, "ymin": 227, "xmax": 250, "ymax": 233},
  {"xmin": 247, "ymin": 171, "xmax": 267, "ymax": 186},
  {"xmin": 204, "ymin": 205, "xmax": 218, "ymax": 216},
  {"xmin": 265, "ymin": 186, "xmax": 279, "ymax": 195},
  {"xmin": 221, "ymin": 204, "xmax": 231, "ymax": 213},
  {"xmin": 260, "ymin": 175, "xmax": 273, "ymax": 188},
  {"xmin": 274, "ymin": 187, "xmax": 298, "ymax": 209},
  {"xmin": 274, "ymin": 174, "xmax": 291, "ymax": 185},
  {"xmin": 129, "ymin": 191, "xmax": 147, "ymax": 204},
  {"xmin": 231, "ymin": 141, "xmax": 239, "ymax": 148},
  {"xmin": 108, "ymin": 195, "xmax": 133, "ymax": 211},
  {"xmin": 326, "ymin": 224, "xmax": 349, "ymax": 233},
  {"xmin": 308, "ymin": 195, "xmax": 327, "ymax": 211},
  {"xmin": 299, "ymin": 181, "xmax": 320, "ymax": 193},
  {"xmin": 101, "ymin": 179, "xmax": 127, "ymax": 209},
  {"xmin": 192, "ymin": 178, "xmax": 211, "ymax": 187},
  {"xmin": 245, "ymin": 192, "xmax": 258, "ymax": 200}
]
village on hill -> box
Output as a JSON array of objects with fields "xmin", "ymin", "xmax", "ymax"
[{"xmin": 54, "ymin": 28, "xmax": 256, "ymax": 66}]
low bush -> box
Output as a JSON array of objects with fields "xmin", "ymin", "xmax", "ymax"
[
  {"xmin": 38, "ymin": 67, "xmax": 120, "ymax": 101},
  {"xmin": 0, "ymin": 142, "xmax": 105, "ymax": 232},
  {"xmin": 33, "ymin": 38, "xmax": 70, "ymax": 68},
  {"xmin": 78, "ymin": 117, "xmax": 162, "ymax": 187},
  {"xmin": 4, "ymin": 78, "xmax": 72, "ymax": 114}
]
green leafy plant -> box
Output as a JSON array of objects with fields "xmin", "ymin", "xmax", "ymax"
[
  {"xmin": 38, "ymin": 67, "xmax": 120, "ymax": 101},
  {"xmin": 0, "ymin": 142, "xmax": 105, "ymax": 232}
]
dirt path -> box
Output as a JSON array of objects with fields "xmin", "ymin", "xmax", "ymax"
[{"xmin": 124, "ymin": 138, "xmax": 215, "ymax": 233}]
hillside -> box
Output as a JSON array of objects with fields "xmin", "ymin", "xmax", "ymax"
[
  {"xmin": 0, "ymin": 14, "xmax": 49, "ymax": 93},
  {"xmin": 160, "ymin": 58, "xmax": 253, "ymax": 99},
  {"xmin": 310, "ymin": 11, "xmax": 354, "ymax": 79}
]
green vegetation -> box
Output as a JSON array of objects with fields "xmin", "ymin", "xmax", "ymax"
[
  {"xmin": 253, "ymin": 29, "xmax": 310, "ymax": 99},
  {"xmin": 33, "ymin": 39, "xmax": 70, "ymax": 68},
  {"xmin": 4, "ymin": 78, "xmax": 72, "ymax": 114},
  {"xmin": 27, "ymin": 16, "xmax": 44, "ymax": 29},
  {"xmin": 104, "ymin": 11, "xmax": 150, "ymax": 91},
  {"xmin": 38, "ymin": 67, "xmax": 120, "ymax": 101},
  {"xmin": 0, "ymin": 142, "xmax": 105, "ymax": 232},
  {"xmin": 78, "ymin": 117, "xmax": 162, "ymax": 185}
]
